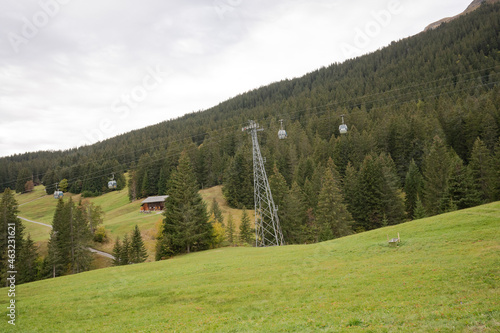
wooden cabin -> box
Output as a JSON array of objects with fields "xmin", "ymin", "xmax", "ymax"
[{"xmin": 140, "ymin": 195, "xmax": 169, "ymax": 212}]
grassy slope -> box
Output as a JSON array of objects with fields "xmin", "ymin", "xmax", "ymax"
[
  {"xmin": 2, "ymin": 202, "xmax": 499, "ymax": 332},
  {"xmin": 16, "ymin": 184, "xmax": 253, "ymax": 262}
]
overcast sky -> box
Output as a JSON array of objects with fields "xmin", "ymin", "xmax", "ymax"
[{"xmin": 0, "ymin": 0, "xmax": 473, "ymax": 157}]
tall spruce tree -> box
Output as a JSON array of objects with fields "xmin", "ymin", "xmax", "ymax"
[
  {"xmin": 210, "ymin": 198, "xmax": 224, "ymax": 226},
  {"xmin": 0, "ymin": 188, "xmax": 25, "ymax": 285},
  {"xmin": 47, "ymin": 199, "xmax": 93, "ymax": 276},
  {"xmin": 157, "ymin": 151, "xmax": 213, "ymax": 257},
  {"xmin": 120, "ymin": 234, "xmax": 130, "ymax": 265},
  {"xmin": 129, "ymin": 225, "xmax": 148, "ymax": 263},
  {"xmin": 315, "ymin": 159, "xmax": 353, "ymax": 241},
  {"xmin": 422, "ymin": 136, "xmax": 454, "ymax": 216},
  {"xmin": 404, "ymin": 159, "xmax": 423, "ymax": 219},
  {"xmin": 281, "ymin": 181, "xmax": 307, "ymax": 244},
  {"xmin": 15, "ymin": 168, "xmax": 31, "ymax": 193},
  {"xmin": 469, "ymin": 137, "xmax": 495, "ymax": 203},
  {"xmin": 239, "ymin": 208, "xmax": 253, "ymax": 245},
  {"xmin": 47, "ymin": 199, "xmax": 68, "ymax": 277},
  {"xmin": 17, "ymin": 234, "xmax": 39, "ymax": 284},
  {"xmin": 112, "ymin": 237, "xmax": 122, "ymax": 266},
  {"xmin": 226, "ymin": 214, "xmax": 236, "ymax": 246}
]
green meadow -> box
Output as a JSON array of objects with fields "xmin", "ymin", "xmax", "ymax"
[
  {"xmin": 2, "ymin": 202, "xmax": 499, "ymax": 332},
  {"xmin": 16, "ymin": 184, "xmax": 254, "ymax": 261}
]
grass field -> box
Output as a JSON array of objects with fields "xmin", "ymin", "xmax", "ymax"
[{"xmin": 2, "ymin": 202, "xmax": 499, "ymax": 332}]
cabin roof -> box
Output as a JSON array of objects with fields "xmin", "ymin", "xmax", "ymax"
[{"xmin": 141, "ymin": 195, "xmax": 169, "ymax": 204}]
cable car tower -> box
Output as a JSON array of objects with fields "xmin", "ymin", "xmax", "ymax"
[{"xmin": 242, "ymin": 120, "xmax": 284, "ymax": 247}]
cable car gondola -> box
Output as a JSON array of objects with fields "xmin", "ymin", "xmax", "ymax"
[
  {"xmin": 278, "ymin": 119, "xmax": 287, "ymax": 139},
  {"xmin": 53, "ymin": 183, "xmax": 63, "ymax": 199},
  {"xmin": 339, "ymin": 114, "xmax": 348, "ymax": 134},
  {"xmin": 108, "ymin": 173, "xmax": 117, "ymax": 190}
]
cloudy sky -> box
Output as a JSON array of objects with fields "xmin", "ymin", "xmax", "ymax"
[{"xmin": 0, "ymin": 0, "xmax": 472, "ymax": 157}]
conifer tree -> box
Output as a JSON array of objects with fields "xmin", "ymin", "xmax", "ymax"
[
  {"xmin": 413, "ymin": 195, "xmax": 427, "ymax": 220},
  {"xmin": 141, "ymin": 171, "xmax": 150, "ymax": 198},
  {"xmin": 210, "ymin": 198, "xmax": 224, "ymax": 226},
  {"xmin": 15, "ymin": 168, "xmax": 31, "ymax": 193},
  {"xmin": 448, "ymin": 153, "xmax": 481, "ymax": 209},
  {"xmin": 269, "ymin": 164, "xmax": 289, "ymax": 225},
  {"xmin": 47, "ymin": 199, "xmax": 68, "ymax": 277},
  {"xmin": 0, "ymin": 188, "xmax": 25, "ymax": 284},
  {"xmin": 422, "ymin": 136, "xmax": 453, "ymax": 216},
  {"xmin": 112, "ymin": 237, "xmax": 122, "ymax": 266},
  {"xmin": 316, "ymin": 159, "xmax": 353, "ymax": 241},
  {"xmin": 226, "ymin": 214, "xmax": 235, "ymax": 246},
  {"xmin": 158, "ymin": 151, "xmax": 213, "ymax": 256},
  {"xmin": 281, "ymin": 181, "xmax": 307, "ymax": 244},
  {"xmin": 129, "ymin": 225, "xmax": 148, "ymax": 263},
  {"xmin": 17, "ymin": 234, "xmax": 39, "ymax": 284},
  {"xmin": 157, "ymin": 168, "xmax": 168, "ymax": 196},
  {"xmin": 469, "ymin": 137, "xmax": 495, "ymax": 203},
  {"xmin": 239, "ymin": 208, "xmax": 253, "ymax": 245},
  {"xmin": 493, "ymin": 138, "xmax": 500, "ymax": 201},
  {"xmin": 404, "ymin": 159, "xmax": 423, "ymax": 219},
  {"xmin": 223, "ymin": 148, "xmax": 253, "ymax": 208},
  {"xmin": 121, "ymin": 234, "xmax": 130, "ymax": 265}
]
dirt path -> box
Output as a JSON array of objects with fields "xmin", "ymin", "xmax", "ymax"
[{"xmin": 18, "ymin": 215, "xmax": 115, "ymax": 260}]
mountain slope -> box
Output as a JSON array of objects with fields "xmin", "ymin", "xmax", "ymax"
[
  {"xmin": 424, "ymin": 0, "xmax": 500, "ymax": 31},
  {"xmin": 2, "ymin": 202, "xmax": 499, "ymax": 332},
  {"xmin": 17, "ymin": 184, "xmax": 254, "ymax": 262},
  {"xmin": 1, "ymin": 2, "xmax": 499, "ymax": 197}
]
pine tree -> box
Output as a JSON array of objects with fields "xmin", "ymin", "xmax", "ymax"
[
  {"xmin": 158, "ymin": 151, "xmax": 213, "ymax": 256},
  {"xmin": 15, "ymin": 168, "xmax": 31, "ymax": 193},
  {"xmin": 239, "ymin": 208, "xmax": 253, "ymax": 245},
  {"xmin": 413, "ymin": 195, "xmax": 427, "ymax": 220},
  {"xmin": 112, "ymin": 237, "xmax": 122, "ymax": 266},
  {"xmin": 404, "ymin": 159, "xmax": 423, "ymax": 219},
  {"xmin": 128, "ymin": 170, "xmax": 138, "ymax": 202},
  {"xmin": 223, "ymin": 148, "xmax": 253, "ymax": 208},
  {"xmin": 17, "ymin": 234, "xmax": 38, "ymax": 283},
  {"xmin": 47, "ymin": 198, "xmax": 68, "ymax": 277},
  {"xmin": 129, "ymin": 225, "xmax": 148, "ymax": 263},
  {"xmin": 493, "ymin": 138, "xmax": 500, "ymax": 201},
  {"xmin": 315, "ymin": 159, "xmax": 353, "ymax": 241},
  {"xmin": 157, "ymin": 168, "xmax": 168, "ymax": 196},
  {"xmin": 226, "ymin": 214, "xmax": 235, "ymax": 246},
  {"xmin": 448, "ymin": 153, "xmax": 481, "ymax": 209},
  {"xmin": 210, "ymin": 198, "xmax": 224, "ymax": 226},
  {"xmin": 422, "ymin": 136, "xmax": 454, "ymax": 216},
  {"xmin": 0, "ymin": 188, "xmax": 25, "ymax": 284},
  {"xmin": 281, "ymin": 181, "xmax": 307, "ymax": 244},
  {"xmin": 378, "ymin": 153, "xmax": 406, "ymax": 225},
  {"xmin": 469, "ymin": 137, "xmax": 495, "ymax": 203},
  {"xmin": 141, "ymin": 171, "xmax": 150, "ymax": 198},
  {"xmin": 121, "ymin": 234, "xmax": 130, "ymax": 265}
]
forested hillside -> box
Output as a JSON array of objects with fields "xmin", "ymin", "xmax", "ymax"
[{"xmin": 1, "ymin": 4, "xmax": 499, "ymax": 239}]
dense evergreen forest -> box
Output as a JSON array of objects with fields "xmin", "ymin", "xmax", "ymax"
[{"xmin": 1, "ymin": 4, "xmax": 499, "ymax": 240}]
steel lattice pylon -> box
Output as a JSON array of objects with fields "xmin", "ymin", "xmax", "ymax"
[{"xmin": 242, "ymin": 121, "xmax": 284, "ymax": 247}]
